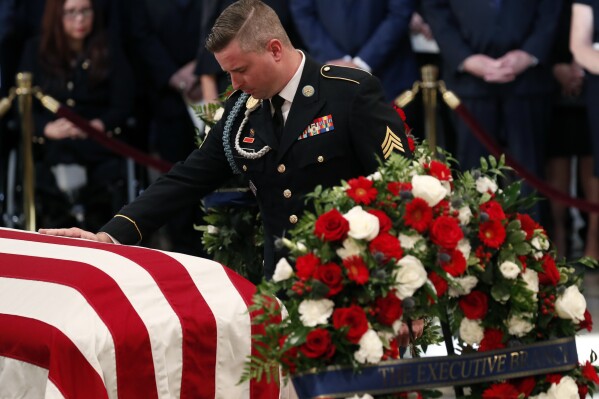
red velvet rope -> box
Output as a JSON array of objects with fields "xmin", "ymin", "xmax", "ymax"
[
  {"xmin": 56, "ymin": 105, "xmax": 173, "ymax": 173},
  {"xmin": 453, "ymin": 103, "xmax": 599, "ymax": 214}
]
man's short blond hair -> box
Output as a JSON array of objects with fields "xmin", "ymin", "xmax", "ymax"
[{"xmin": 205, "ymin": 0, "xmax": 292, "ymax": 53}]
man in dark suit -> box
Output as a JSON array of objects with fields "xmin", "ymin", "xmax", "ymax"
[
  {"xmin": 422, "ymin": 0, "xmax": 561, "ymax": 188},
  {"xmin": 40, "ymin": 0, "xmax": 412, "ymax": 280}
]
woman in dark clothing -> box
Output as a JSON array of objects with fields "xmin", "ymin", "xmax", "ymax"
[{"xmin": 20, "ymin": 0, "xmax": 134, "ymax": 230}]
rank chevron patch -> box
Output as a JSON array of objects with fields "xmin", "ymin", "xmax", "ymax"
[{"xmin": 381, "ymin": 126, "xmax": 405, "ymax": 159}]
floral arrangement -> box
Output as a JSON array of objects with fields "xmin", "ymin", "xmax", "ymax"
[{"xmin": 243, "ymin": 140, "xmax": 599, "ymax": 398}]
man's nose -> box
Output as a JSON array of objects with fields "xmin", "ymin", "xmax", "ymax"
[{"xmin": 231, "ymin": 75, "xmax": 243, "ymax": 90}]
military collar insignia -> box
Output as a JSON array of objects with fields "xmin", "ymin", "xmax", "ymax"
[{"xmin": 246, "ymin": 96, "xmax": 261, "ymax": 112}]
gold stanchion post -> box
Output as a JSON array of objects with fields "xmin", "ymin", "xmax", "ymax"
[
  {"xmin": 420, "ymin": 65, "xmax": 438, "ymax": 152},
  {"xmin": 16, "ymin": 72, "xmax": 36, "ymax": 231}
]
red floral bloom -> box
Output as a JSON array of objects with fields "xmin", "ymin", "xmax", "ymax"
[
  {"xmin": 579, "ymin": 384, "xmax": 589, "ymax": 399},
  {"xmin": 430, "ymin": 216, "xmax": 464, "ymax": 249},
  {"xmin": 387, "ymin": 181, "xmax": 412, "ymax": 196},
  {"xmin": 440, "ymin": 249, "xmax": 467, "ymax": 277},
  {"xmin": 382, "ymin": 337, "xmax": 400, "ymax": 360},
  {"xmin": 582, "ymin": 361, "xmax": 599, "ymax": 383},
  {"xmin": 517, "ymin": 255, "xmax": 528, "ymax": 271},
  {"xmin": 478, "ymin": 328, "xmax": 505, "ymax": 352},
  {"xmin": 314, "ymin": 209, "xmax": 349, "ymax": 242},
  {"xmin": 429, "ymin": 272, "xmax": 448, "ymax": 297},
  {"xmin": 333, "ymin": 305, "xmax": 369, "ymax": 344},
  {"xmin": 295, "ymin": 253, "xmax": 320, "ymax": 280},
  {"xmin": 369, "ymin": 233, "xmax": 403, "ymax": 262},
  {"xmin": 425, "ymin": 160, "xmax": 452, "ymax": 181},
  {"xmin": 514, "ymin": 377, "xmax": 536, "ymax": 397},
  {"xmin": 539, "ymin": 254, "xmax": 560, "ymax": 286},
  {"xmin": 316, "ymin": 262, "xmax": 344, "ymax": 296},
  {"xmin": 300, "ymin": 329, "xmax": 335, "ymax": 359},
  {"xmin": 407, "ymin": 135, "xmax": 416, "ymax": 152},
  {"xmin": 342, "ymin": 255, "xmax": 370, "ymax": 285},
  {"xmin": 404, "ymin": 198, "xmax": 433, "ymax": 233},
  {"xmin": 433, "ymin": 199, "xmax": 451, "ymax": 216},
  {"xmin": 346, "ymin": 176, "xmax": 378, "ymax": 205},
  {"xmin": 580, "ymin": 309, "xmax": 593, "ymax": 332},
  {"xmin": 459, "ymin": 291, "xmax": 489, "ymax": 319},
  {"xmin": 375, "ymin": 291, "xmax": 403, "ymax": 325},
  {"xmin": 517, "ymin": 213, "xmax": 540, "ymax": 240},
  {"xmin": 368, "ymin": 209, "xmax": 392, "ymax": 233},
  {"xmin": 482, "ymin": 382, "xmax": 519, "ymax": 399},
  {"xmin": 480, "ymin": 200, "xmax": 506, "ymax": 221},
  {"xmin": 545, "ymin": 374, "xmax": 562, "ymax": 385},
  {"xmin": 479, "ymin": 220, "xmax": 506, "ymax": 248}
]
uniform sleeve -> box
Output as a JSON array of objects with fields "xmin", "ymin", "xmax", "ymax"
[{"xmin": 348, "ymin": 74, "xmax": 413, "ymax": 174}]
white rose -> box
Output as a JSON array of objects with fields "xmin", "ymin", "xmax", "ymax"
[
  {"xmin": 555, "ymin": 285, "xmax": 587, "ymax": 323},
  {"xmin": 398, "ymin": 233, "xmax": 423, "ymax": 250},
  {"xmin": 458, "ymin": 206, "xmax": 472, "ymax": 225},
  {"xmin": 394, "ymin": 255, "xmax": 428, "ymax": 299},
  {"xmin": 448, "ymin": 275, "xmax": 478, "ymax": 297},
  {"xmin": 213, "ymin": 107, "xmax": 225, "ymax": 121},
  {"xmin": 354, "ymin": 330, "xmax": 384, "ymax": 364},
  {"xmin": 298, "ymin": 299, "xmax": 335, "ymax": 327},
  {"xmin": 521, "ymin": 269, "xmax": 539, "ymax": 295},
  {"xmin": 499, "ymin": 261, "xmax": 520, "ymax": 280},
  {"xmin": 459, "ymin": 318, "xmax": 484, "ymax": 346},
  {"xmin": 206, "ymin": 225, "xmax": 219, "ymax": 235},
  {"xmin": 411, "ymin": 175, "xmax": 448, "ymax": 207},
  {"xmin": 531, "ymin": 235, "xmax": 550, "ymax": 260},
  {"xmin": 548, "ymin": 376, "xmax": 578, "ymax": 399},
  {"xmin": 344, "ymin": 206, "xmax": 380, "ymax": 241},
  {"xmin": 475, "ymin": 176, "xmax": 498, "ymax": 194},
  {"xmin": 336, "ymin": 237, "xmax": 365, "ymax": 259},
  {"xmin": 272, "ymin": 258, "xmax": 294, "ymax": 282},
  {"xmin": 367, "ymin": 171, "xmax": 382, "ymax": 181},
  {"xmin": 506, "ymin": 313, "xmax": 534, "ymax": 337},
  {"xmin": 457, "ymin": 238, "xmax": 471, "ymax": 260}
]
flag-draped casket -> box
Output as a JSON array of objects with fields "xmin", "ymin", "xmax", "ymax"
[{"xmin": 0, "ymin": 228, "xmax": 279, "ymax": 399}]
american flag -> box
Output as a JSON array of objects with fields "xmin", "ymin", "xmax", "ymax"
[{"xmin": 0, "ymin": 228, "xmax": 280, "ymax": 399}]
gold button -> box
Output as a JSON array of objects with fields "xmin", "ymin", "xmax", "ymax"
[
  {"xmin": 289, "ymin": 214, "xmax": 298, "ymax": 224},
  {"xmin": 242, "ymin": 165, "xmax": 248, "ymax": 172},
  {"xmin": 66, "ymin": 99, "xmax": 76, "ymax": 107},
  {"xmin": 277, "ymin": 164, "xmax": 286, "ymax": 173},
  {"xmin": 283, "ymin": 189, "xmax": 292, "ymax": 198},
  {"xmin": 323, "ymin": 66, "xmax": 331, "ymax": 72},
  {"xmin": 317, "ymin": 155, "xmax": 324, "ymax": 163},
  {"xmin": 67, "ymin": 81, "xmax": 74, "ymax": 91}
]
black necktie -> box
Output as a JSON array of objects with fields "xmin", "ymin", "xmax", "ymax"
[{"xmin": 271, "ymin": 95, "xmax": 285, "ymax": 139}]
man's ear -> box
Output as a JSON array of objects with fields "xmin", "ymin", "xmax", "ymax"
[{"xmin": 266, "ymin": 39, "xmax": 283, "ymax": 60}]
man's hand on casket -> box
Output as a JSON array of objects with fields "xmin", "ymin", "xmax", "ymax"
[
  {"xmin": 39, "ymin": 227, "xmax": 113, "ymax": 243},
  {"xmin": 397, "ymin": 319, "xmax": 425, "ymax": 348}
]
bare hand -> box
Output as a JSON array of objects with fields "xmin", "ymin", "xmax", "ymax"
[
  {"xmin": 496, "ymin": 50, "xmax": 536, "ymax": 77},
  {"xmin": 38, "ymin": 227, "xmax": 113, "ymax": 243},
  {"xmin": 553, "ymin": 62, "xmax": 584, "ymax": 96},
  {"xmin": 397, "ymin": 319, "xmax": 425, "ymax": 347},
  {"xmin": 462, "ymin": 54, "xmax": 512, "ymax": 82},
  {"xmin": 44, "ymin": 118, "xmax": 87, "ymax": 140},
  {"xmin": 169, "ymin": 60, "xmax": 199, "ymax": 93},
  {"xmin": 410, "ymin": 12, "xmax": 434, "ymax": 40}
]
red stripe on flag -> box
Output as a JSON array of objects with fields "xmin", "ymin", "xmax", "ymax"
[
  {"xmin": 0, "ymin": 253, "xmax": 158, "ymax": 399},
  {"xmin": 0, "ymin": 229, "xmax": 218, "ymax": 399},
  {"xmin": 224, "ymin": 268, "xmax": 281, "ymax": 399},
  {"xmin": 0, "ymin": 314, "xmax": 109, "ymax": 399}
]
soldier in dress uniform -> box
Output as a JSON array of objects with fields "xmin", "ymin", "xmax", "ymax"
[{"xmin": 40, "ymin": 0, "xmax": 413, "ymax": 280}]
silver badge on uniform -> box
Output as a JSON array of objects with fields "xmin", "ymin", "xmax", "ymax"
[{"xmin": 302, "ymin": 85, "xmax": 315, "ymax": 97}]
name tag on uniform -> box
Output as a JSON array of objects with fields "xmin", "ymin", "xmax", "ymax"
[{"xmin": 297, "ymin": 114, "xmax": 334, "ymax": 141}]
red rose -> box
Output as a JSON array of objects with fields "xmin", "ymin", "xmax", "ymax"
[
  {"xmin": 478, "ymin": 328, "xmax": 505, "ymax": 352},
  {"xmin": 440, "ymin": 249, "xmax": 467, "ymax": 277},
  {"xmin": 316, "ymin": 262, "xmax": 344, "ymax": 296},
  {"xmin": 580, "ymin": 309, "xmax": 593, "ymax": 332},
  {"xmin": 368, "ymin": 209, "xmax": 393, "ymax": 233},
  {"xmin": 295, "ymin": 253, "xmax": 320, "ymax": 280},
  {"xmin": 346, "ymin": 176, "xmax": 378, "ymax": 205},
  {"xmin": 539, "ymin": 254, "xmax": 560, "ymax": 286},
  {"xmin": 382, "ymin": 337, "xmax": 400, "ymax": 360},
  {"xmin": 333, "ymin": 305, "xmax": 369, "ymax": 344},
  {"xmin": 342, "ymin": 255, "xmax": 370, "ymax": 285},
  {"xmin": 369, "ymin": 233, "xmax": 403, "ymax": 262},
  {"xmin": 375, "ymin": 291, "xmax": 403, "ymax": 326},
  {"xmin": 480, "ymin": 200, "xmax": 506, "ymax": 221},
  {"xmin": 459, "ymin": 291, "xmax": 489, "ymax": 320},
  {"xmin": 404, "ymin": 198, "xmax": 433, "ymax": 233},
  {"xmin": 428, "ymin": 272, "xmax": 448, "ymax": 298},
  {"xmin": 387, "ymin": 181, "xmax": 412, "ymax": 196},
  {"xmin": 314, "ymin": 209, "xmax": 349, "ymax": 242},
  {"xmin": 514, "ymin": 376, "xmax": 536, "ymax": 397},
  {"xmin": 430, "ymin": 216, "xmax": 464, "ymax": 249},
  {"xmin": 517, "ymin": 213, "xmax": 540, "ymax": 240},
  {"xmin": 478, "ymin": 219, "xmax": 506, "ymax": 248},
  {"xmin": 545, "ymin": 374, "xmax": 562, "ymax": 385},
  {"xmin": 582, "ymin": 361, "xmax": 599, "ymax": 383},
  {"xmin": 482, "ymin": 382, "xmax": 519, "ymax": 399},
  {"xmin": 425, "ymin": 160, "xmax": 452, "ymax": 181},
  {"xmin": 300, "ymin": 328, "xmax": 335, "ymax": 359}
]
